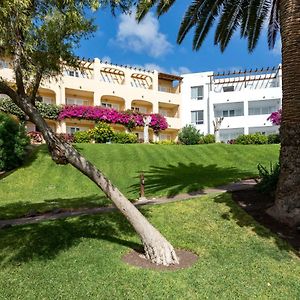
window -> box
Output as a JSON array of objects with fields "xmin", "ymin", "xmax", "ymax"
[
  {"xmin": 249, "ymin": 106, "xmax": 277, "ymax": 115},
  {"xmin": 66, "ymin": 98, "xmax": 89, "ymax": 106},
  {"xmin": 191, "ymin": 86, "xmax": 204, "ymax": 100},
  {"xmin": 68, "ymin": 70, "xmax": 80, "ymax": 77},
  {"xmin": 131, "ymin": 106, "xmax": 147, "ymax": 113},
  {"xmin": 66, "ymin": 126, "xmax": 88, "ymax": 134},
  {"xmin": 159, "ymin": 109, "xmax": 169, "ymax": 117},
  {"xmin": 222, "ymin": 110, "xmax": 235, "ymax": 117},
  {"xmin": 0, "ymin": 60, "xmax": 8, "ymax": 69},
  {"xmin": 223, "ymin": 86, "xmax": 235, "ymax": 92},
  {"xmin": 101, "ymin": 102, "xmax": 112, "ymax": 108},
  {"xmin": 191, "ymin": 110, "xmax": 204, "ymax": 125},
  {"xmin": 69, "ymin": 127, "xmax": 80, "ymax": 134},
  {"xmin": 42, "ymin": 97, "xmax": 54, "ymax": 104}
]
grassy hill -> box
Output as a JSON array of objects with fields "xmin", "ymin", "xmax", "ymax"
[{"xmin": 0, "ymin": 144, "xmax": 279, "ymax": 219}]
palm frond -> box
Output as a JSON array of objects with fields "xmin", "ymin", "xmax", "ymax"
[
  {"xmin": 178, "ymin": 0, "xmax": 225, "ymax": 48},
  {"xmin": 215, "ymin": 0, "xmax": 246, "ymax": 52},
  {"xmin": 268, "ymin": 0, "xmax": 280, "ymax": 49},
  {"xmin": 246, "ymin": 0, "xmax": 271, "ymax": 51},
  {"xmin": 157, "ymin": 0, "xmax": 176, "ymax": 16},
  {"xmin": 136, "ymin": 0, "xmax": 158, "ymax": 22}
]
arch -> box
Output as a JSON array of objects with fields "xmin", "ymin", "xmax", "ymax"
[
  {"xmin": 100, "ymin": 95, "xmax": 126, "ymax": 111},
  {"xmin": 131, "ymin": 99, "xmax": 153, "ymax": 114}
]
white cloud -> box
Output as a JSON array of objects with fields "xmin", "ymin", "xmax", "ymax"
[
  {"xmin": 113, "ymin": 11, "xmax": 173, "ymax": 58},
  {"xmin": 140, "ymin": 63, "xmax": 190, "ymax": 75},
  {"xmin": 272, "ymin": 39, "xmax": 282, "ymax": 56},
  {"xmin": 170, "ymin": 66, "xmax": 191, "ymax": 75},
  {"xmin": 144, "ymin": 63, "xmax": 166, "ymax": 73}
]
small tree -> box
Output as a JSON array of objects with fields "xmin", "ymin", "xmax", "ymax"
[
  {"xmin": 0, "ymin": 0, "xmax": 178, "ymax": 266},
  {"xmin": 178, "ymin": 124, "xmax": 202, "ymax": 145}
]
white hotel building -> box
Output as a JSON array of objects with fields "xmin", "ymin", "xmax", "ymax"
[
  {"xmin": 0, "ymin": 56, "xmax": 282, "ymax": 142},
  {"xmin": 181, "ymin": 66, "xmax": 282, "ymax": 142}
]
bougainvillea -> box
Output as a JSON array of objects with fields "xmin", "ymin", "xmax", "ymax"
[
  {"xmin": 58, "ymin": 105, "xmax": 168, "ymax": 132},
  {"xmin": 1, "ymin": 97, "xmax": 169, "ymax": 132},
  {"xmin": 267, "ymin": 109, "xmax": 282, "ymax": 125}
]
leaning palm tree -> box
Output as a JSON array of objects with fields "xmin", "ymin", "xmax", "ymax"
[{"xmin": 136, "ymin": 0, "xmax": 300, "ymax": 226}]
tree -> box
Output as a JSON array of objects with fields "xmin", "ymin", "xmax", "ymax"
[
  {"xmin": 0, "ymin": 0, "xmax": 178, "ymax": 266},
  {"xmin": 136, "ymin": 0, "xmax": 300, "ymax": 226}
]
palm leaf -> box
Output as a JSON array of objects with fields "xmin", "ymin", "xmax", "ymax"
[
  {"xmin": 177, "ymin": 0, "xmax": 225, "ymax": 47},
  {"xmin": 268, "ymin": 0, "xmax": 280, "ymax": 49},
  {"xmin": 157, "ymin": 0, "xmax": 177, "ymax": 16},
  {"xmin": 215, "ymin": 0, "xmax": 246, "ymax": 51},
  {"xmin": 247, "ymin": 0, "xmax": 271, "ymax": 51},
  {"xmin": 136, "ymin": 0, "xmax": 158, "ymax": 21}
]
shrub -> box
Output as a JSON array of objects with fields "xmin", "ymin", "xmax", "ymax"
[
  {"xmin": 56, "ymin": 133, "xmax": 74, "ymax": 143},
  {"xmin": 199, "ymin": 134, "xmax": 215, "ymax": 144},
  {"xmin": 112, "ymin": 131, "xmax": 138, "ymax": 144},
  {"xmin": 256, "ymin": 162, "xmax": 280, "ymax": 196},
  {"xmin": 227, "ymin": 139, "xmax": 236, "ymax": 144},
  {"xmin": 74, "ymin": 130, "xmax": 92, "ymax": 143},
  {"xmin": 235, "ymin": 133, "xmax": 268, "ymax": 145},
  {"xmin": 268, "ymin": 133, "xmax": 280, "ymax": 144},
  {"xmin": 0, "ymin": 113, "xmax": 30, "ymax": 171},
  {"xmin": 27, "ymin": 131, "xmax": 43, "ymax": 144},
  {"xmin": 89, "ymin": 122, "xmax": 114, "ymax": 143},
  {"xmin": 178, "ymin": 125, "xmax": 202, "ymax": 145},
  {"xmin": 156, "ymin": 139, "xmax": 177, "ymax": 145}
]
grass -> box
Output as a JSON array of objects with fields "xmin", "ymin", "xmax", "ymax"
[
  {"xmin": 0, "ymin": 193, "xmax": 299, "ymax": 299},
  {"xmin": 0, "ymin": 143, "xmax": 279, "ymax": 219}
]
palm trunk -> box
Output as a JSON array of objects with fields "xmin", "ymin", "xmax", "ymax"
[
  {"xmin": 13, "ymin": 97, "xmax": 179, "ymax": 266},
  {"xmin": 267, "ymin": 0, "xmax": 300, "ymax": 226}
]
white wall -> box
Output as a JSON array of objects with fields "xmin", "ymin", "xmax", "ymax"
[{"xmin": 181, "ymin": 67, "xmax": 282, "ymax": 141}]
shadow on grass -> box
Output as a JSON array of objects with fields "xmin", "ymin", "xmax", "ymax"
[
  {"xmin": 0, "ymin": 195, "xmax": 110, "ymax": 220},
  {"xmin": 213, "ymin": 193, "xmax": 299, "ymax": 257},
  {"xmin": 130, "ymin": 163, "xmax": 253, "ymax": 198},
  {"xmin": 0, "ymin": 207, "xmax": 149, "ymax": 266}
]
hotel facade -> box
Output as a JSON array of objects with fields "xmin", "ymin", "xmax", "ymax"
[
  {"xmin": 181, "ymin": 66, "xmax": 282, "ymax": 142},
  {"xmin": 0, "ymin": 58, "xmax": 282, "ymax": 142}
]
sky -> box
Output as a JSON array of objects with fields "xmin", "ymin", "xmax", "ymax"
[{"xmin": 75, "ymin": 1, "xmax": 282, "ymax": 75}]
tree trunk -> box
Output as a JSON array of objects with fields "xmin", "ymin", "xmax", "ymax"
[
  {"xmin": 13, "ymin": 97, "xmax": 179, "ymax": 265},
  {"xmin": 267, "ymin": 0, "xmax": 300, "ymax": 226}
]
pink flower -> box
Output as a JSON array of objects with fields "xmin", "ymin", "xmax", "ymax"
[{"xmin": 58, "ymin": 105, "xmax": 168, "ymax": 132}]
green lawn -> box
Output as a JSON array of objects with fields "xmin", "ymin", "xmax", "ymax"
[
  {"xmin": 0, "ymin": 144, "xmax": 279, "ymax": 219},
  {"xmin": 0, "ymin": 193, "xmax": 299, "ymax": 299}
]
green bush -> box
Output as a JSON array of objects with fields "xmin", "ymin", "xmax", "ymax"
[
  {"xmin": 178, "ymin": 125, "xmax": 202, "ymax": 145},
  {"xmin": 89, "ymin": 122, "xmax": 114, "ymax": 143},
  {"xmin": 199, "ymin": 134, "xmax": 215, "ymax": 144},
  {"xmin": 256, "ymin": 162, "xmax": 280, "ymax": 196},
  {"xmin": 74, "ymin": 130, "xmax": 91, "ymax": 143},
  {"xmin": 268, "ymin": 133, "xmax": 280, "ymax": 144},
  {"xmin": 112, "ymin": 131, "xmax": 138, "ymax": 144},
  {"xmin": 0, "ymin": 113, "xmax": 30, "ymax": 171},
  {"xmin": 0, "ymin": 98, "xmax": 61, "ymax": 120},
  {"xmin": 235, "ymin": 133, "xmax": 268, "ymax": 145},
  {"xmin": 155, "ymin": 139, "xmax": 177, "ymax": 145}
]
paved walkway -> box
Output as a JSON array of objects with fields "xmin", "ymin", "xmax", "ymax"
[{"xmin": 0, "ymin": 179, "xmax": 256, "ymax": 228}]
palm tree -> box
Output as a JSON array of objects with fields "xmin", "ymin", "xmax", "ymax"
[{"xmin": 136, "ymin": 0, "xmax": 300, "ymax": 226}]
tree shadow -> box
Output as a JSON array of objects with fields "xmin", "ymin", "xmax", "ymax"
[
  {"xmin": 0, "ymin": 206, "xmax": 151, "ymax": 267},
  {"xmin": 130, "ymin": 163, "xmax": 253, "ymax": 198},
  {"xmin": 0, "ymin": 194, "xmax": 110, "ymax": 220},
  {"xmin": 213, "ymin": 193, "xmax": 300, "ymax": 257}
]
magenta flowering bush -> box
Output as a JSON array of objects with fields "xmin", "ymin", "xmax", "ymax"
[
  {"xmin": 58, "ymin": 105, "xmax": 168, "ymax": 132},
  {"xmin": 267, "ymin": 109, "xmax": 282, "ymax": 125}
]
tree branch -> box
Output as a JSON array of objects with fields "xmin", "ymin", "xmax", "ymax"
[
  {"xmin": 30, "ymin": 68, "xmax": 43, "ymax": 103},
  {"xmin": 0, "ymin": 79, "xmax": 18, "ymax": 102}
]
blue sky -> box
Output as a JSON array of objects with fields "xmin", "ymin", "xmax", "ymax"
[{"xmin": 76, "ymin": 2, "xmax": 282, "ymax": 74}]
